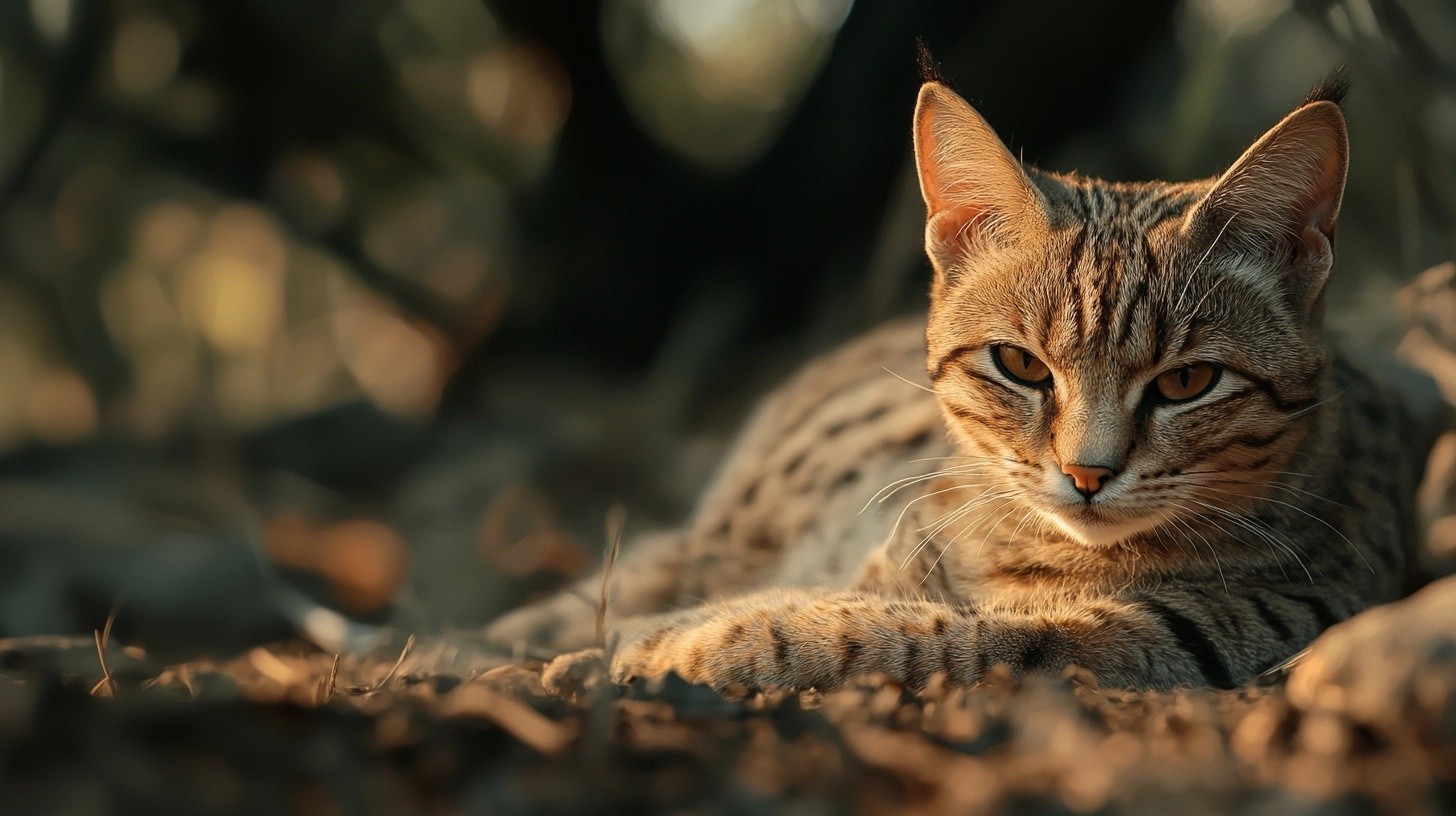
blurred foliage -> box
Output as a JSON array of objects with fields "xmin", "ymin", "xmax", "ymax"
[{"xmin": 0, "ymin": 0, "xmax": 1450, "ymax": 651}]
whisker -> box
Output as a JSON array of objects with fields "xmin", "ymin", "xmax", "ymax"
[
  {"xmin": 900, "ymin": 490, "xmax": 1017, "ymax": 570},
  {"xmin": 1195, "ymin": 511, "xmax": 1293, "ymax": 583},
  {"xmin": 1189, "ymin": 508, "xmax": 1294, "ymax": 582},
  {"xmin": 1152, "ymin": 524, "xmax": 1195, "ymax": 582},
  {"xmin": 1190, "ymin": 476, "xmax": 1354, "ymax": 511},
  {"xmin": 971, "ymin": 500, "xmax": 1024, "ymax": 557},
  {"xmin": 861, "ymin": 465, "xmax": 984, "ymax": 512},
  {"xmin": 1175, "ymin": 212, "xmax": 1235, "ymax": 318},
  {"xmin": 910, "ymin": 488, "xmax": 1014, "ymax": 544},
  {"xmin": 1287, "ymin": 389, "xmax": 1346, "ymax": 420},
  {"xmin": 1005, "ymin": 507, "xmax": 1037, "ymax": 545},
  {"xmin": 913, "ymin": 488, "xmax": 1009, "ymax": 532},
  {"xmin": 1199, "ymin": 485, "xmax": 1374, "ymax": 574},
  {"xmin": 1176, "ymin": 467, "xmax": 1319, "ymax": 481},
  {"xmin": 903, "ymin": 455, "xmax": 1001, "ymax": 464},
  {"xmin": 920, "ymin": 496, "xmax": 1020, "ymax": 584},
  {"xmin": 1184, "ymin": 272, "xmax": 1233, "ymax": 322},
  {"xmin": 881, "ymin": 482, "xmax": 995, "ymax": 564},
  {"xmin": 881, "ymin": 366, "xmax": 938, "ymax": 394},
  {"xmin": 1164, "ymin": 502, "xmax": 1228, "ymax": 594},
  {"xmin": 1185, "ymin": 496, "xmax": 1314, "ymax": 584}
]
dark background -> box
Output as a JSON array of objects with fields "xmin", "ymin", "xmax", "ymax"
[{"xmin": 0, "ymin": 0, "xmax": 1452, "ymax": 659}]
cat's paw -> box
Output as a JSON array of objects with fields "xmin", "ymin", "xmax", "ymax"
[
  {"xmin": 1288, "ymin": 575, "xmax": 1456, "ymax": 723},
  {"xmin": 541, "ymin": 647, "xmax": 608, "ymax": 697},
  {"xmin": 607, "ymin": 612, "xmax": 793, "ymax": 690}
]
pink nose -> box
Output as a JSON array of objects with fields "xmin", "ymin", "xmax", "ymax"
[{"xmin": 1062, "ymin": 463, "xmax": 1115, "ymax": 497}]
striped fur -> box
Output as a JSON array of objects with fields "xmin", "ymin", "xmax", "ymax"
[{"xmin": 487, "ymin": 76, "xmax": 1419, "ymax": 692}]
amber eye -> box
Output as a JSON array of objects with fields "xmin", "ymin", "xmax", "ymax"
[
  {"xmin": 1154, "ymin": 363, "xmax": 1221, "ymax": 403},
  {"xmin": 992, "ymin": 345, "xmax": 1052, "ymax": 388}
]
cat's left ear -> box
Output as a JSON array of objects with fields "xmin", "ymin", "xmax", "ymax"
[{"xmin": 1184, "ymin": 91, "xmax": 1349, "ymax": 317}]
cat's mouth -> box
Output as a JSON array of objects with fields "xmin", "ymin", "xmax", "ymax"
[{"xmin": 1044, "ymin": 505, "xmax": 1166, "ymax": 547}]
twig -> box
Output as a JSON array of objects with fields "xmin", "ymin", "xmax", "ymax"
[
  {"xmin": 318, "ymin": 654, "xmax": 341, "ymax": 704},
  {"xmin": 584, "ymin": 629, "xmax": 619, "ymax": 763},
  {"xmin": 369, "ymin": 635, "xmax": 415, "ymax": 692},
  {"xmin": 101, "ymin": 598, "xmax": 119, "ymax": 646},
  {"xmin": 88, "ymin": 600, "xmax": 122, "ymax": 697},
  {"xmin": 90, "ymin": 630, "xmax": 115, "ymax": 698},
  {"xmin": 596, "ymin": 504, "xmax": 626, "ymax": 647}
]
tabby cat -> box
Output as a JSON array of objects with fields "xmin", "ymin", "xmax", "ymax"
[{"xmin": 484, "ymin": 65, "xmax": 1420, "ymax": 691}]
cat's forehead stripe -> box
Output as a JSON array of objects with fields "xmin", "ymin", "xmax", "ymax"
[{"xmin": 1036, "ymin": 182, "xmax": 1207, "ymax": 365}]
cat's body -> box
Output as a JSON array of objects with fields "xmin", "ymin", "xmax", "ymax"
[{"xmin": 484, "ymin": 69, "xmax": 1421, "ymax": 691}]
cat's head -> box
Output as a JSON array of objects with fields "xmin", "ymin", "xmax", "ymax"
[{"xmin": 913, "ymin": 74, "xmax": 1349, "ymax": 547}]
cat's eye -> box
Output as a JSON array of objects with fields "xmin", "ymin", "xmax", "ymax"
[
  {"xmin": 992, "ymin": 345, "xmax": 1052, "ymax": 388},
  {"xmin": 1154, "ymin": 363, "xmax": 1221, "ymax": 403}
]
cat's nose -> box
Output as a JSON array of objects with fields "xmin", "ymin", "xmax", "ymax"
[{"xmin": 1062, "ymin": 463, "xmax": 1115, "ymax": 498}]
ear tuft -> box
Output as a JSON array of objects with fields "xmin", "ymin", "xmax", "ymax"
[
  {"xmin": 916, "ymin": 38, "xmax": 946, "ymax": 85},
  {"xmin": 1303, "ymin": 66, "xmax": 1351, "ymax": 107}
]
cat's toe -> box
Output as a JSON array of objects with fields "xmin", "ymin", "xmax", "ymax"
[
  {"xmin": 542, "ymin": 647, "xmax": 608, "ymax": 697},
  {"xmin": 1288, "ymin": 575, "xmax": 1456, "ymax": 723}
]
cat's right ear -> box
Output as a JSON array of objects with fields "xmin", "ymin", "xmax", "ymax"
[{"xmin": 913, "ymin": 83, "xmax": 1047, "ymax": 281}]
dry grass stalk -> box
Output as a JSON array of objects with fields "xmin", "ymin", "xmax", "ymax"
[
  {"xmin": 90, "ymin": 631, "xmax": 115, "ymax": 698},
  {"xmin": 369, "ymin": 635, "xmax": 415, "ymax": 693},
  {"xmin": 89, "ymin": 603, "xmax": 120, "ymax": 698},
  {"xmin": 317, "ymin": 654, "xmax": 341, "ymax": 705},
  {"xmin": 596, "ymin": 504, "xmax": 627, "ymax": 648}
]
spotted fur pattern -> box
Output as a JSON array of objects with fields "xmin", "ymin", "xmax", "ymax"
[{"xmin": 485, "ymin": 73, "xmax": 1420, "ymax": 691}]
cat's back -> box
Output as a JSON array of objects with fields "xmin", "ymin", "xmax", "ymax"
[{"xmin": 677, "ymin": 318, "xmax": 953, "ymax": 596}]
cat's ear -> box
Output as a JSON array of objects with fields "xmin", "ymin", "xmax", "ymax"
[
  {"xmin": 913, "ymin": 82, "xmax": 1048, "ymax": 281},
  {"xmin": 1184, "ymin": 92, "xmax": 1349, "ymax": 317}
]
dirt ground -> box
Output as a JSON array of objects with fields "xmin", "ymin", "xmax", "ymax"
[{"xmin": 2, "ymin": 632, "xmax": 1453, "ymax": 816}]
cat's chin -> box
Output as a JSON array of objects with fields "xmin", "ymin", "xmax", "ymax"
[{"xmin": 1041, "ymin": 506, "xmax": 1165, "ymax": 548}]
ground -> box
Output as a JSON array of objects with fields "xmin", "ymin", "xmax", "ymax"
[{"xmin": 3, "ymin": 629, "xmax": 1454, "ymax": 815}]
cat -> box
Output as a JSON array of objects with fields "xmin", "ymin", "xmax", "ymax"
[{"xmin": 482, "ymin": 64, "xmax": 1421, "ymax": 692}]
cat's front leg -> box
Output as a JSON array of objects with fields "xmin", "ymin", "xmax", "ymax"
[
  {"xmin": 590, "ymin": 587, "xmax": 1306, "ymax": 691},
  {"xmin": 599, "ymin": 589, "xmax": 984, "ymax": 690}
]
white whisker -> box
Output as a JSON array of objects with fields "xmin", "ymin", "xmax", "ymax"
[
  {"xmin": 882, "ymin": 482, "xmax": 996, "ymax": 566},
  {"xmin": 860, "ymin": 465, "xmax": 984, "ymax": 512},
  {"xmin": 1185, "ymin": 496, "xmax": 1314, "ymax": 584},
  {"xmin": 1199, "ymin": 485, "xmax": 1373, "ymax": 574},
  {"xmin": 920, "ymin": 496, "xmax": 1021, "ymax": 585},
  {"xmin": 899, "ymin": 489, "xmax": 1017, "ymax": 570},
  {"xmin": 881, "ymin": 366, "xmax": 938, "ymax": 394},
  {"xmin": 1164, "ymin": 503, "xmax": 1228, "ymax": 594},
  {"xmin": 1175, "ymin": 212, "xmax": 1235, "ymax": 317}
]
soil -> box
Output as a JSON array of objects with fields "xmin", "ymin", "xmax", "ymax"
[{"xmin": 3, "ymin": 638, "xmax": 1453, "ymax": 815}]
